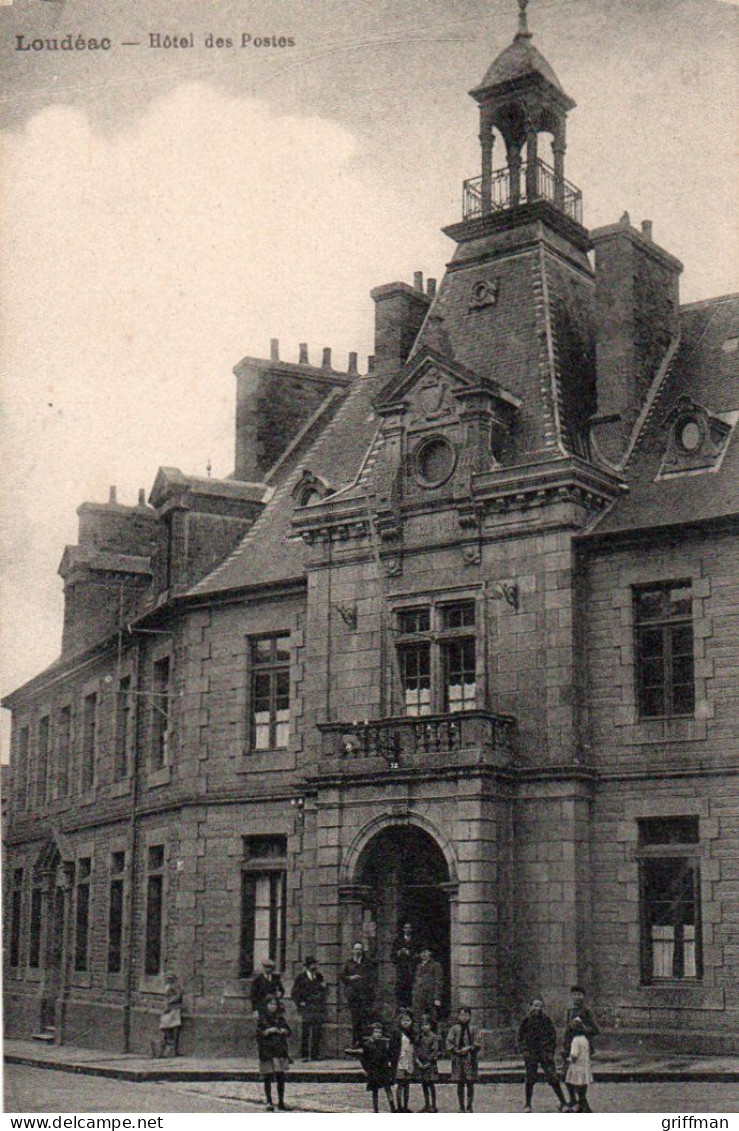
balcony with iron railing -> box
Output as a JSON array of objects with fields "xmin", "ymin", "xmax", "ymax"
[
  {"xmin": 462, "ymin": 158, "xmax": 582, "ymax": 225},
  {"xmin": 317, "ymin": 710, "xmax": 516, "ymax": 776}
]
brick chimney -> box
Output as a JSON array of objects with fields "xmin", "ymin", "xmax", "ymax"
[
  {"xmin": 370, "ymin": 280, "xmax": 431, "ymax": 377},
  {"xmin": 591, "ymin": 219, "xmax": 682, "ymax": 462}
]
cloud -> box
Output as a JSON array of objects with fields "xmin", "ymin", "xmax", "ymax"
[{"xmin": 0, "ymin": 83, "xmax": 413, "ymax": 718}]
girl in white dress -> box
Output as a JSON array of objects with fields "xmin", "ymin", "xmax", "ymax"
[{"xmin": 565, "ymin": 1017, "xmax": 593, "ymax": 1112}]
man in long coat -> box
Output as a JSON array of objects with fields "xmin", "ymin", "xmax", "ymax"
[
  {"xmin": 291, "ymin": 955, "xmax": 328, "ymax": 1060},
  {"xmin": 412, "ymin": 946, "xmax": 444, "ymax": 1027},
  {"xmin": 340, "ymin": 941, "xmax": 377, "ymax": 1049}
]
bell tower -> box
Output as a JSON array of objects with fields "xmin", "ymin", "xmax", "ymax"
[{"xmin": 467, "ymin": 0, "xmax": 578, "ymax": 222}]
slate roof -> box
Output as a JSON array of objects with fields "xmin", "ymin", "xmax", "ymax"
[
  {"xmin": 585, "ymin": 293, "xmax": 739, "ymax": 539},
  {"xmin": 188, "ymin": 375, "xmax": 382, "ymax": 597},
  {"xmin": 471, "ymin": 37, "xmax": 567, "ymax": 98}
]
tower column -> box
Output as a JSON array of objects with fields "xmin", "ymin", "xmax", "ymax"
[
  {"xmin": 508, "ymin": 144, "xmax": 522, "ymax": 206},
  {"xmin": 525, "ymin": 120, "xmax": 539, "ymax": 201},
  {"xmin": 553, "ymin": 140, "xmax": 566, "ymax": 206},
  {"xmin": 480, "ymin": 125, "xmax": 494, "ymax": 214}
]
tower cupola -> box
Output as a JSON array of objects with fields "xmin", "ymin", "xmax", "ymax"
[{"xmin": 464, "ymin": 0, "xmax": 581, "ymax": 224}]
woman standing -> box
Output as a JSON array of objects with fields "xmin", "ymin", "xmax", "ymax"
[
  {"xmin": 157, "ymin": 973, "xmax": 183, "ymax": 1058},
  {"xmin": 446, "ymin": 1006, "xmax": 481, "ymax": 1113},
  {"xmin": 257, "ymin": 996, "xmax": 292, "ymax": 1111}
]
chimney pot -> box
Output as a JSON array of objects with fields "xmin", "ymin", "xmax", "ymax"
[
  {"xmin": 299, "ymin": 343, "xmax": 309, "ymax": 364},
  {"xmin": 322, "ymin": 347, "xmax": 332, "ymax": 369},
  {"xmin": 270, "ymin": 338, "xmax": 280, "ymax": 361},
  {"xmin": 641, "ymin": 220, "xmax": 653, "ymax": 241},
  {"xmin": 108, "ymin": 486, "xmax": 117, "ymax": 504},
  {"xmin": 427, "ymin": 278, "xmax": 437, "ymax": 298},
  {"xmin": 367, "ymin": 355, "xmax": 376, "ymax": 374},
  {"xmin": 348, "ymin": 351, "xmax": 358, "ymax": 375},
  {"xmin": 413, "ymin": 271, "xmax": 424, "ymax": 292},
  {"xmin": 138, "ymin": 488, "xmax": 146, "ymax": 506}
]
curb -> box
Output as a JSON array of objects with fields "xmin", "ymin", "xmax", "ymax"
[{"xmin": 6, "ymin": 1055, "xmax": 739, "ymax": 1085}]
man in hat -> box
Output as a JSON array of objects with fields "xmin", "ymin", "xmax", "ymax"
[
  {"xmin": 291, "ymin": 956, "xmax": 328, "ymax": 1060},
  {"xmin": 412, "ymin": 946, "xmax": 444, "ymax": 1028},
  {"xmin": 340, "ymin": 941, "xmax": 377, "ymax": 1050},
  {"xmin": 251, "ymin": 958, "xmax": 286, "ymax": 1017},
  {"xmin": 562, "ymin": 985, "xmax": 600, "ymax": 1071}
]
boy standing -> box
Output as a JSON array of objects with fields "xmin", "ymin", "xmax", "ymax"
[{"xmin": 517, "ymin": 998, "xmax": 570, "ymax": 1112}]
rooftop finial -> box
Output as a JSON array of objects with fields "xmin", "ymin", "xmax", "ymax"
[{"xmin": 516, "ymin": 0, "xmax": 532, "ymax": 40}]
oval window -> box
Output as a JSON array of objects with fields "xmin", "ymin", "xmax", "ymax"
[
  {"xmin": 678, "ymin": 419, "xmax": 702, "ymax": 453},
  {"xmin": 415, "ymin": 436, "xmax": 456, "ymax": 487}
]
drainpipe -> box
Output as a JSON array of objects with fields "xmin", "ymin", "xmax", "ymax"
[{"xmin": 122, "ymin": 638, "xmax": 142, "ymax": 1053}]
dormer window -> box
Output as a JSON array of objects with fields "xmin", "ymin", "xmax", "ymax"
[
  {"xmin": 658, "ymin": 396, "xmax": 734, "ymax": 478},
  {"xmin": 292, "ymin": 469, "xmax": 332, "ymax": 507}
]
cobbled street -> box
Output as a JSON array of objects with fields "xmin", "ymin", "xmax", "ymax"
[{"xmin": 4, "ymin": 1065, "xmax": 738, "ymax": 1114}]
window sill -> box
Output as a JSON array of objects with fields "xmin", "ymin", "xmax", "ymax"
[
  {"xmin": 237, "ymin": 749, "xmax": 295, "ymax": 773},
  {"xmin": 146, "ymin": 766, "xmax": 171, "ymax": 788},
  {"xmin": 629, "ymin": 716, "xmax": 706, "ymax": 746},
  {"xmin": 139, "ymin": 974, "xmax": 166, "ymax": 994},
  {"xmin": 70, "ymin": 970, "xmax": 92, "ymax": 988},
  {"xmin": 110, "ymin": 778, "xmax": 132, "ymax": 798},
  {"xmin": 106, "ymin": 971, "xmax": 127, "ymax": 991},
  {"xmin": 624, "ymin": 983, "xmax": 724, "ymax": 1011},
  {"xmin": 26, "ymin": 967, "xmax": 43, "ymax": 983}
]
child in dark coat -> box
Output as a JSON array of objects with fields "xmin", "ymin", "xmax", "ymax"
[
  {"xmin": 392, "ymin": 1010, "xmax": 416, "ymax": 1113},
  {"xmin": 518, "ymin": 997, "xmax": 570, "ymax": 1112},
  {"xmin": 415, "ymin": 1015, "xmax": 441, "ymax": 1113},
  {"xmin": 257, "ymin": 996, "xmax": 291, "ymax": 1111},
  {"xmin": 446, "ymin": 1006, "xmax": 481, "ymax": 1113},
  {"xmin": 361, "ymin": 1022, "xmax": 397, "ymax": 1113}
]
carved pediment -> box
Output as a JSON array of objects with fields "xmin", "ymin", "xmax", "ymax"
[
  {"xmin": 658, "ymin": 396, "xmax": 735, "ymax": 477},
  {"xmin": 374, "ymin": 346, "xmax": 519, "ymax": 420}
]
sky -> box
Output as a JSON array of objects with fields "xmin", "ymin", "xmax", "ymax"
[{"xmin": 0, "ymin": 0, "xmax": 737, "ymax": 754}]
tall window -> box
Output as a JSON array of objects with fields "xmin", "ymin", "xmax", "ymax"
[
  {"xmin": 37, "ymin": 717, "xmax": 50, "ymax": 806},
  {"xmin": 639, "ymin": 817, "xmax": 702, "ymax": 982},
  {"xmin": 145, "ymin": 845, "xmax": 165, "ymax": 976},
  {"xmin": 57, "ymin": 706, "xmax": 71, "ymax": 799},
  {"xmin": 634, "ymin": 583, "xmax": 694, "ymax": 719},
  {"xmin": 240, "ymin": 837, "xmax": 287, "ymax": 977},
  {"xmin": 107, "ymin": 851, "xmax": 125, "ymax": 974},
  {"xmin": 115, "ymin": 677, "xmax": 131, "ymax": 782},
  {"xmin": 29, "ymin": 886, "xmax": 43, "ymax": 969},
  {"xmin": 10, "ymin": 868, "xmax": 23, "ymax": 968},
  {"xmin": 74, "ymin": 858, "xmax": 92, "ymax": 972},
  {"xmin": 396, "ymin": 600, "xmax": 478, "ymax": 715},
  {"xmin": 397, "ymin": 609, "xmax": 431, "ymax": 716},
  {"xmin": 81, "ymin": 694, "xmax": 97, "ymax": 792},
  {"xmin": 250, "ymin": 636, "xmax": 290, "ymax": 751},
  {"xmin": 151, "ymin": 659, "xmax": 171, "ymax": 771},
  {"xmin": 17, "ymin": 725, "xmax": 29, "ymax": 810}
]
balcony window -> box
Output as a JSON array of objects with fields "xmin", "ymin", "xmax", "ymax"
[
  {"xmin": 395, "ymin": 600, "xmax": 478, "ymax": 716},
  {"xmin": 250, "ymin": 635, "xmax": 290, "ymax": 751},
  {"xmin": 634, "ymin": 583, "xmax": 694, "ymax": 719}
]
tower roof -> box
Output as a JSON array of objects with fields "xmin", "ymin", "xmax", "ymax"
[
  {"xmin": 470, "ymin": 0, "xmax": 573, "ymax": 108},
  {"xmin": 473, "ymin": 37, "xmax": 566, "ymax": 97}
]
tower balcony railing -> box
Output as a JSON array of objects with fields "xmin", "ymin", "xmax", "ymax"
[
  {"xmin": 318, "ymin": 709, "xmax": 516, "ymax": 773},
  {"xmin": 463, "ymin": 158, "xmax": 582, "ymax": 225}
]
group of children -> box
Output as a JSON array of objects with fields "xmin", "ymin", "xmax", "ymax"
[
  {"xmin": 361, "ymin": 1006, "xmax": 480, "ymax": 1113},
  {"xmin": 253, "ymin": 987, "xmax": 598, "ymax": 1114}
]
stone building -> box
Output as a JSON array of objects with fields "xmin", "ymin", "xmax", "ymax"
[{"xmin": 3, "ymin": 6, "xmax": 738, "ymax": 1056}]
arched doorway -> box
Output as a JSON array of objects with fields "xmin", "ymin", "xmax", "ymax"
[{"xmin": 354, "ymin": 824, "xmax": 453, "ymax": 1018}]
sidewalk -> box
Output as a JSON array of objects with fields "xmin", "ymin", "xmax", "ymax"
[{"xmin": 5, "ymin": 1039, "xmax": 739, "ymax": 1084}]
